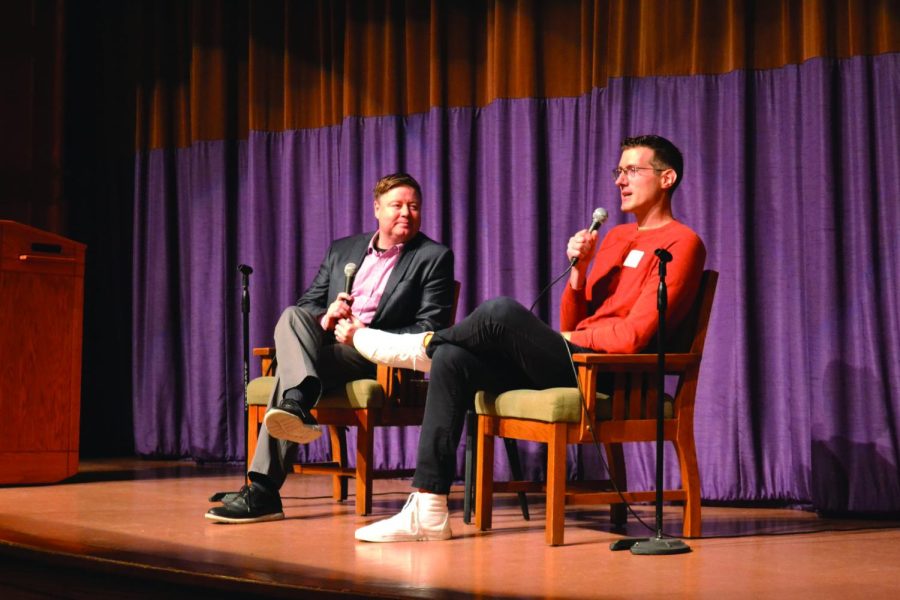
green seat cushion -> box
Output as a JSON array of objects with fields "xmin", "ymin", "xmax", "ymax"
[
  {"xmin": 474, "ymin": 388, "xmax": 602, "ymax": 423},
  {"xmin": 247, "ymin": 376, "xmax": 276, "ymax": 407},
  {"xmin": 475, "ymin": 388, "xmax": 671, "ymax": 423},
  {"xmin": 246, "ymin": 376, "xmax": 384, "ymax": 409},
  {"xmin": 321, "ymin": 379, "xmax": 384, "ymax": 409}
]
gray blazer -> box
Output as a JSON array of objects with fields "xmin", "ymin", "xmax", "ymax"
[{"xmin": 296, "ymin": 231, "xmax": 455, "ymax": 334}]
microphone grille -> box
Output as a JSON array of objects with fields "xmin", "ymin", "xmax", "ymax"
[
  {"xmin": 592, "ymin": 207, "xmax": 608, "ymax": 224},
  {"xmin": 344, "ymin": 262, "xmax": 358, "ymax": 277}
]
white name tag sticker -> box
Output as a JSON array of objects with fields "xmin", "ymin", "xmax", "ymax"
[{"xmin": 623, "ymin": 249, "xmax": 644, "ymax": 268}]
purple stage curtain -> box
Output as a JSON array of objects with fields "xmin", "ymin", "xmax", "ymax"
[{"xmin": 134, "ymin": 52, "xmax": 900, "ymax": 512}]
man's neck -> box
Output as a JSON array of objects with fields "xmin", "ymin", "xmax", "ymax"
[
  {"xmin": 634, "ymin": 202, "xmax": 674, "ymax": 230},
  {"xmin": 373, "ymin": 232, "xmax": 410, "ymax": 253},
  {"xmin": 372, "ymin": 233, "xmax": 393, "ymax": 253}
]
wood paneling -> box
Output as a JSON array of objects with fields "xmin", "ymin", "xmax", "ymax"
[{"xmin": 0, "ymin": 220, "xmax": 85, "ymax": 483}]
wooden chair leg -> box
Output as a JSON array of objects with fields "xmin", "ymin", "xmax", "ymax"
[
  {"xmin": 328, "ymin": 425, "xmax": 349, "ymax": 502},
  {"xmin": 467, "ymin": 412, "xmax": 529, "ymax": 523},
  {"xmin": 546, "ymin": 423, "xmax": 567, "ymax": 546},
  {"xmin": 475, "ymin": 416, "xmax": 495, "ymax": 531},
  {"xmin": 605, "ymin": 442, "xmax": 627, "ymax": 527},
  {"xmin": 675, "ymin": 436, "xmax": 702, "ymax": 538},
  {"xmin": 355, "ymin": 411, "xmax": 374, "ymax": 516}
]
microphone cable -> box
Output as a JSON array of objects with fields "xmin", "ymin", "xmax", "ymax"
[
  {"xmin": 528, "ymin": 264, "xmax": 573, "ymax": 313},
  {"xmin": 528, "ymin": 207, "xmax": 607, "ymax": 313}
]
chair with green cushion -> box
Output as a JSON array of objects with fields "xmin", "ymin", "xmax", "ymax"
[
  {"xmin": 247, "ymin": 360, "xmax": 431, "ymax": 515},
  {"xmin": 247, "ymin": 282, "xmax": 459, "ymax": 516},
  {"xmin": 473, "ymin": 270, "xmax": 717, "ymax": 545}
]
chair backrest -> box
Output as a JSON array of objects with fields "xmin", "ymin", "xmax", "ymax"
[
  {"xmin": 668, "ymin": 269, "xmax": 718, "ymax": 355},
  {"xmin": 449, "ymin": 280, "xmax": 461, "ymax": 325},
  {"xmin": 604, "ymin": 269, "xmax": 718, "ymax": 424}
]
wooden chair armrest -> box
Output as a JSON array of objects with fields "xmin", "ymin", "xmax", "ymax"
[
  {"xmin": 572, "ymin": 352, "xmax": 700, "ymax": 372},
  {"xmin": 253, "ymin": 347, "xmax": 277, "ymax": 376}
]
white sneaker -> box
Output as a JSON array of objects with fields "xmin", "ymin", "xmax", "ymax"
[
  {"xmin": 353, "ymin": 329, "xmax": 432, "ymax": 373},
  {"xmin": 355, "ymin": 492, "xmax": 452, "ymax": 542}
]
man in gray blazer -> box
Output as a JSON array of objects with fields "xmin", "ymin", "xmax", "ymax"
[{"xmin": 206, "ymin": 173, "xmax": 455, "ymax": 524}]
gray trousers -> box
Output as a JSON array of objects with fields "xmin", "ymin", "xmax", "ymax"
[{"xmin": 248, "ymin": 306, "xmax": 375, "ymax": 489}]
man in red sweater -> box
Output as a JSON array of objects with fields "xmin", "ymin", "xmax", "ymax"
[{"xmin": 351, "ymin": 134, "xmax": 706, "ymax": 542}]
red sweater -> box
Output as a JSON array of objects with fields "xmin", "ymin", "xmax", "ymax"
[{"xmin": 560, "ymin": 220, "xmax": 706, "ymax": 353}]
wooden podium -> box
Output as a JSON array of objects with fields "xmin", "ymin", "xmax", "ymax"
[{"xmin": 0, "ymin": 220, "xmax": 86, "ymax": 483}]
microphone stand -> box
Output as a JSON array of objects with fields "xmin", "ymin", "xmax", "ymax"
[
  {"xmin": 210, "ymin": 264, "xmax": 254, "ymax": 503},
  {"xmin": 610, "ymin": 248, "xmax": 691, "ymax": 555},
  {"xmin": 238, "ymin": 264, "xmax": 253, "ymax": 476}
]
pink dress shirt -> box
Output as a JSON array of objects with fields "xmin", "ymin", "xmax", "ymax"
[{"xmin": 319, "ymin": 234, "xmax": 403, "ymax": 329}]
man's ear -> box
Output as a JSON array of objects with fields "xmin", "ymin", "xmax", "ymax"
[{"xmin": 660, "ymin": 169, "xmax": 677, "ymax": 190}]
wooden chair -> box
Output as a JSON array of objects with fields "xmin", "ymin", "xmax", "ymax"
[
  {"xmin": 474, "ymin": 270, "xmax": 718, "ymax": 545},
  {"xmin": 246, "ymin": 282, "xmax": 460, "ymax": 516}
]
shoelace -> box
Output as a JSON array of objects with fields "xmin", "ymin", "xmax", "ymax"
[{"xmin": 241, "ymin": 485, "xmax": 256, "ymax": 511}]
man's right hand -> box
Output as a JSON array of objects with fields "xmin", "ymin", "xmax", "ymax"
[
  {"xmin": 321, "ymin": 293, "xmax": 353, "ymax": 331},
  {"xmin": 566, "ymin": 228, "xmax": 598, "ymax": 289}
]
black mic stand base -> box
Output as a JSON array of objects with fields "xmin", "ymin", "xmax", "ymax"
[{"xmin": 610, "ymin": 536, "xmax": 691, "ymax": 554}]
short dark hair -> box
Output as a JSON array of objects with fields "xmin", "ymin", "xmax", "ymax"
[
  {"xmin": 621, "ymin": 135, "xmax": 684, "ymax": 193},
  {"xmin": 374, "ymin": 172, "xmax": 422, "ymax": 202}
]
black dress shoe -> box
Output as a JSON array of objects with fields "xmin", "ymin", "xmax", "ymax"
[
  {"xmin": 205, "ymin": 484, "xmax": 284, "ymax": 524},
  {"xmin": 263, "ymin": 397, "xmax": 323, "ymax": 444}
]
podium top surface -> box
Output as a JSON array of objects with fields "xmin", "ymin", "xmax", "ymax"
[{"xmin": 0, "ymin": 220, "xmax": 86, "ymax": 272}]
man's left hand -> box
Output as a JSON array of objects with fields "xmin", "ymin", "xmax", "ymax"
[{"xmin": 335, "ymin": 315, "xmax": 366, "ymax": 345}]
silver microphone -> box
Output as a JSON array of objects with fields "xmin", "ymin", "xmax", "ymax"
[
  {"xmin": 587, "ymin": 207, "xmax": 608, "ymax": 233},
  {"xmin": 343, "ymin": 262, "xmax": 358, "ymax": 296},
  {"xmin": 570, "ymin": 208, "xmax": 609, "ymax": 266}
]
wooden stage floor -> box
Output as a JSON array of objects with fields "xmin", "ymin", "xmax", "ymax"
[{"xmin": 1, "ymin": 458, "xmax": 899, "ymax": 599}]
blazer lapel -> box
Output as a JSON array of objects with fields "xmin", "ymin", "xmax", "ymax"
[
  {"xmin": 348, "ymin": 234, "xmax": 370, "ymax": 268},
  {"xmin": 333, "ymin": 234, "xmax": 372, "ymax": 302}
]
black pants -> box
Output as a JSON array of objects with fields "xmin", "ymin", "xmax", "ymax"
[{"xmin": 411, "ymin": 297, "xmax": 590, "ymax": 494}]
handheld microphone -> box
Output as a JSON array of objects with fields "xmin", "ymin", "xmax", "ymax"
[
  {"xmin": 343, "ymin": 262, "xmax": 358, "ymax": 297},
  {"xmin": 237, "ymin": 264, "xmax": 253, "ymax": 275},
  {"xmin": 570, "ymin": 207, "xmax": 609, "ymax": 266}
]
